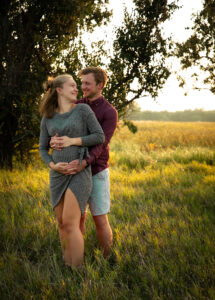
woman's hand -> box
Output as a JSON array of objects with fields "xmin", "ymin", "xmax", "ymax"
[
  {"xmin": 49, "ymin": 162, "xmax": 76, "ymax": 175},
  {"xmin": 50, "ymin": 134, "xmax": 82, "ymax": 150},
  {"xmin": 50, "ymin": 134, "xmax": 62, "ymax": 150},
  {"xmin": 50, "ymin": 134, "xmax": 72, "ymax": 150}
]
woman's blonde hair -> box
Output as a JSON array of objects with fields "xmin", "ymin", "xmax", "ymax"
[{"xmin": 40, "ymin": 74, "xmax": 73, "ymax": 118}]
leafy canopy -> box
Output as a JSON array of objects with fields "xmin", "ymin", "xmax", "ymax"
[
  {"xmin": 0, "ymin": 0, "xmax": 111, "ymax": 169},
  {"xmin": 176, "ymin": 0, "xmax": 215, "ymax": 93}
]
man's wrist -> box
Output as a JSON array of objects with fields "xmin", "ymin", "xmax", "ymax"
[
  {"xmin": 85, "ymin": 157, "xmax": 91, "ymax": 166},
  {"xmin": 82, "ymin": 159, "xmax": 88, "ymax": 167}
]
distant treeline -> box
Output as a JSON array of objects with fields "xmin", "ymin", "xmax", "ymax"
[{"xmin": 128, "ymin": 110, "xmax": 215, "ymax": 122}]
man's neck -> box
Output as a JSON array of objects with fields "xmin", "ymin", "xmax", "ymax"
[{"xmin": 88, "ymin": 93, "xmax": 103, "ymax": 103}]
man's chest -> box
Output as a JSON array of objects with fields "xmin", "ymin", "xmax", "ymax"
[{"xmin": 90, "ymin": 105, "xmax": 105, "ymax": 126}]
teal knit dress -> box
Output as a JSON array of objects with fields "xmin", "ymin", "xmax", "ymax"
[{"xmin": 39, "ymin": 104, "xmax": 105, "ymax": 214}]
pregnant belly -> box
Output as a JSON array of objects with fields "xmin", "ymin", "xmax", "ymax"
[{"xmin": 52, "ymin": 146, "xmax": 80, "ymax": 163}]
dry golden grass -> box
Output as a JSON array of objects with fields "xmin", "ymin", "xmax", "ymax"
[{"xmin": 1, "ymin": 121, "xmax": 215, "ymax": 299}]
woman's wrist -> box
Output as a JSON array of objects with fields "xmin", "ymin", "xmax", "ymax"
[
  {"xmin": 69, "ymin": 138, "xmax": 74, "ymax": 146},
  {"xmin": 69, "ymin": 137, "xmax": 81, "ymax": 146},
  {"xmin": 49, "ymin": 161, "xmax": 56, "ymax": 170}
]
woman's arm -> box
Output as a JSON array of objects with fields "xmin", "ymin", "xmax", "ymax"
[
  {"xmin": 39, "ymin": 118, "xmax": 72, "ymax": 175},
  {"xmin": 39, "ymin": 117, "xmax": 54, "ymax": 165},
  {"xmin": 50, "ymin": 106, "xmax": 104, "ymax": 149},
  {"xmin": 50, "ymin": 134, "xmax": 82, "ymax": 149},
  {"xmin": 80, "ymin": 110, "xmax": 105, "ymax": 146}
]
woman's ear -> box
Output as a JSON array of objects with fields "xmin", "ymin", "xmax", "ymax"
[{"xmin": 56, "ymin": 87, "xmax": 62, "ymax": 95}]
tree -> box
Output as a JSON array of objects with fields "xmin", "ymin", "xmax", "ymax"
[
  {"xmin": 176, "ymin": 0, "xmax": 215, "ymax": 94},
  {"xmin": 103, "ymin": 0, "xmax": 179, "ymax": 120},
  {"xmin": 0, "ymin": 0, "xmax": 111, "ymax": 169}
]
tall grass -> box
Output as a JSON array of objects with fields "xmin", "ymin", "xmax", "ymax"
[{"xmin": 1, "ymin": 121, "xmax": 215, "ymax": 299}]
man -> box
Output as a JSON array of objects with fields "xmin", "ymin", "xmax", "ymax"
[{"xmin": 51, "ymin": 67, "xmax": 118, "ymax": 257}]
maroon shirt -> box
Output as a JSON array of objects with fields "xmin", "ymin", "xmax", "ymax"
[{"xmin": 76, "ymin": 96, "xmax": 118, "ymax": 175}]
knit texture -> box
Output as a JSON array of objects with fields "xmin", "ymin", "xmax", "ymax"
[{"xmin": 39, "ymin": 104, "xmax": 105, "ymax": 213}]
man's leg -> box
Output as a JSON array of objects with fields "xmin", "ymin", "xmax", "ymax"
[
  {"xmin": 93, "ymin": 214, "xmax": 112, "ymax": 258},
  {"xmin": 80, "ymin": 212, "xmax": 87, "ymax": 235},
  {"xmin": 89, "ymin": 168, "xmax": 112, "ymax": 257}
]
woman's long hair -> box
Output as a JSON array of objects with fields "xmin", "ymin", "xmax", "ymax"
[{"xmin": 40, "ymin": 74, "xmax": 73, "ymax": 118}]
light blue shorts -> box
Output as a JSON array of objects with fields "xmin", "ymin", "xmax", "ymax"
[{"xmin": 88, "ymin": 168, "xmax": 110, "ymax": 216}]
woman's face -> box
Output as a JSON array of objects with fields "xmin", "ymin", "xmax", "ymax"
[{"xmin": 58, "ymin": 77, "xmax": 78, "ymax": 102}]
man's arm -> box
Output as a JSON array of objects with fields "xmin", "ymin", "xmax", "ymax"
[
  {"xmin": 68, "ymin": 107, "xmax": 118, "ymax": 173},
  {"xmin": 85, "ymin": 108, "xmax": 118, "ymax": 166}
]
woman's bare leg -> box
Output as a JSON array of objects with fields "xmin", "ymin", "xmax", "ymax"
[
  {"xmin": 55, "ymin": 189, "xmax": 84, "ymax": 268},
  {"xmin": 55, "ymin": 195, "xmax": 65, "ymax": 252}
]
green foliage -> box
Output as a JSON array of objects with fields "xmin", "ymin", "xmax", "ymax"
[
  {"xmin": 0, "ymin": 0, "xmax": 111, "ymax": 169},
  {"xmin": 0, "ymin": 0, "xmax": 182, "ymax": 169},
  {"xmin": 1, "ymin": 121, "xmax": 215, "ymax": 299},
  {"xmin": 105, "ymin": 0, "xmax": 179, "ymax": 118},
  {"xmin": 128, "ymin": 109, "xmax": 215, "ymax": 122},
  {"xmin": 176, "ymin": 0, "xmax": 215, "ymax": 93},
  {"xmin": 123, "ymin": 120, "xmax": 138, "ymax": 133}
]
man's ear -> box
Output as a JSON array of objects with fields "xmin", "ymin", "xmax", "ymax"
[{"xmin": 98, "ymin": 82, "xmax": 104, "ymax": 90}]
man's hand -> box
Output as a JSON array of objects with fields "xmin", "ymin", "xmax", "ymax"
[
  {"xmin": 68, "ymin": 159, "xmax": 87, "ymax": 174},
  {"xmin": 50, "ymin": 162, "xmax": 79, "ymax": 175}
]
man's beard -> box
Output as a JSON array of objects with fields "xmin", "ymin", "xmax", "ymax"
[{"xmin": 84, "ymin": 91, "xmax": 97, "ymax": 99}]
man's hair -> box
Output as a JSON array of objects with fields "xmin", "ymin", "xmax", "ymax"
[{"xmin": 79, "ymin": 67, "xmax": 108, "ymax": 88}]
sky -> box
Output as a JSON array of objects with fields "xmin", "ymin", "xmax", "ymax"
[{"xmin": 85, "ymin": 0, "xmax": 215, "ymax": 112}]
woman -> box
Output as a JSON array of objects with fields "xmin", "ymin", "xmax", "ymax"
[{"xmin": 39, "ymin": 74, "xmax": 105, "ymax": 268}]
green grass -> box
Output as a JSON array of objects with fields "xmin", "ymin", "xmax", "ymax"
[{"xmin": 1, "ymin": 121, "xmax": 215, "ymax": 299}]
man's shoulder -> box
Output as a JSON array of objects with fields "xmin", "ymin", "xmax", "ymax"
[
  {"xmin": 102, "ymin": 98, "xmax": 118, "ymax": 117},
  {"xmin": 76, "ymin": 98, "xmax": 87, "ymax": 104},
  {"xmin": 76, "ymin": 103, "xmax": 92, "ymax": 114}
]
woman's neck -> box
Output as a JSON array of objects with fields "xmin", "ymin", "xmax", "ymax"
[{"xmin": 57, "ymin": 100, "xmax": 76, "ymax": 114}]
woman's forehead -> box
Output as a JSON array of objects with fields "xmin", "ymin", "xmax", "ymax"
[{"xmin": 66, "ymin": 77, "xmax": 76, "ymax": 85}]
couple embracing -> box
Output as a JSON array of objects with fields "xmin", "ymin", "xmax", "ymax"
[{"xmin": 39, "ymin": 67, "xmax": 118, "ymax": 268}]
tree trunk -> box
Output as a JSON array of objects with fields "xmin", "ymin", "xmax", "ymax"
[
  {"xmin": 0, "ymin": 143, "xmax": 13, "ymax": 170},
  {"xmin": 0, "ymin": 109, "xmax": 17, "ymax": 170}
]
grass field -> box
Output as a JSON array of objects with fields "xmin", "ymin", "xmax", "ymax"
[{"xmin": 1, "ymin": 121, "xmax": 215, "ymax": 299}]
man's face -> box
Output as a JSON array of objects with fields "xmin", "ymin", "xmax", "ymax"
[{"xmin": 81, "ymin": 73, "xmax": 102, "ymax": 100}]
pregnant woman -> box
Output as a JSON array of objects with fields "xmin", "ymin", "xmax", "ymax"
[{"xmin": 39, "ymin": 74, "xmax": 104, "ymax": 268}]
